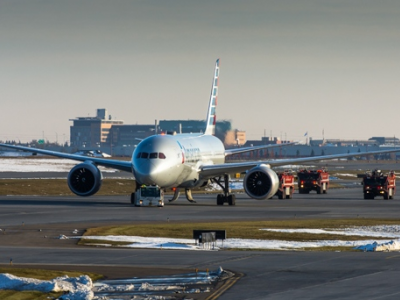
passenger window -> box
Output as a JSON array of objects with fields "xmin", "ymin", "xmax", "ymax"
[
  {"xmin": 149, "ymin": 152, "xmax": 158, "ymax": 159},
  {"xmin": 136, "ymin": 152, "xmax": 142, "ymax": 158},
  {"xmin": 141, "ymin": 152, "xmax": 149, "ymax": 159},
  {"xmin": 159, "ymin": 153, "xmax": 166, "ymax": 159}
]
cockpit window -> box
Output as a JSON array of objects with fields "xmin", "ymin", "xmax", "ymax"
[{"xmin": 137, "ymin": 152, "xmax": 165, "ymax": 159}]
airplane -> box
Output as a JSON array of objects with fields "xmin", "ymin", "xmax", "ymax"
[{"xmin": 1, "ymin": 59, "xmax": 400, "ymax": 206}]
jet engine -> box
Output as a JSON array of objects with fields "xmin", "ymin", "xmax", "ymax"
[
  {"xmin": 243, "ymin": 164, "xmax": 279, "ymax": 200},
  {"xmin": 67, "ymin": 162, "xmax": 103, "ymax": 197}
]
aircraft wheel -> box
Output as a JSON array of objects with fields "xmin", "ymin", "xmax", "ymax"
[
  {"xmin": 217, "ymin": 194, "xmax": 224, "ymax": 205},
  {"xmin": 228, "ymin": 194, "xmax": 236, "ymax": 206}
]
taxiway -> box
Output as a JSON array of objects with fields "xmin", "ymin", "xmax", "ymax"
[{"xmin": 1, "ymin": 189, "xmax": 400, "ymax": 299}]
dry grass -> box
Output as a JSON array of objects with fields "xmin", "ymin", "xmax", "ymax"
[
  {"xmin": 0, "ymin": 179, "xmax": 136, "ymax": 196},
  {"xmin": 0, "ymin": 290, "xmax": 62, "ymax": 300},
  {"xmin": 82, "ymin": 218, "xmax": 400, "ymax": 242},
  {"xmin": 0, "ymin": 267, "xmax": 103, "ymax": 281}
]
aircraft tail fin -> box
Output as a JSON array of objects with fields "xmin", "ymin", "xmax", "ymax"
[{"xmin": 204, "ymin": 59, "xmax": 220, "ymax": 135}]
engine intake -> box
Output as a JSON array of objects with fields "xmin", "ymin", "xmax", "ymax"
[
  {"xmin": 67, "ymin": 162, "xmax": 103, "ymax": 197},
  {"xmin": 244, "ymin": 164, "xmax": 279, "ymax": 200}
]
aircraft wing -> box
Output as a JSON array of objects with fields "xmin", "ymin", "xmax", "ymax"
[
  {"xmin": 0, "ymin": 143, "xmax": 133, "ymax": 173},
  {"xmin": 224, "ymin": 142, "xmax": 297, "ymax": 156},
  {"xmin": 200, "ymin": 148, "xmax": 400, "ymax": 178}
]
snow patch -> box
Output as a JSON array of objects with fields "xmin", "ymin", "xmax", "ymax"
[
  {"xmin": 77, "ymin": 225, "xmax": 400, "ymax": 251},
  {"xmin": 0, "ymin": 158, "xmax": 115, "ymax": 172},
  {"xmin": 0, "ymin": 274, "xmax": 93, "ymax": 300}
]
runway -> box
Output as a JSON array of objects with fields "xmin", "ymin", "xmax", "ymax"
[{"xmin": 1, "ymin": 189, "xmax": 400, "ymax": 299}]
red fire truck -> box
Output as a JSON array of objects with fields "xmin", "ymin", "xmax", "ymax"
[
  {"xmin": 297, "ymin": 169, "xmax": 329, "ymax": 194},
  {"xmin": 275, "ymin": 170, "xmax": 295, "ymax": 199},
  {"xmin": 362, "ymin": 170, "xmax": 396, "ymax": 200}
]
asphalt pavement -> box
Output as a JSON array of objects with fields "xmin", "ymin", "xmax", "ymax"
[{"xmin": 1, "ymin": 188, "xmax": 400, "ymax": 299}]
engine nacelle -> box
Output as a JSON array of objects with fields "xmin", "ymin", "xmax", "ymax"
[
  {"xmin": 243, "ymin": 164, "xmax": 279, "ymax": 200},
  {"xmin": 67, "ymin": 162, "xmax": 103, "ymax": 197}
]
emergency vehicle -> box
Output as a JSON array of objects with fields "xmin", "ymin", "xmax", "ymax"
[
  {"xmin": 275, "ymin": 170, "xmax": 295, "ymax": 199},
  {"xmin": 297, "ymin": 169, "xmax": 329, "ymax": 194},
  {"xmin": 362, "ymin": 170, "xmax": 396, "ymax": 200},
  {"xmin": 131, "ymin": 185, "xmax": 164, "ymax": 207}
]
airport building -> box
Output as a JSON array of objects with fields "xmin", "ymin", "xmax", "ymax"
[
  {"xmin": 369, "ymin": 137, "xmax": 400, "ymax": 145},
  {"xmin": 69, "ymin": 111, "xmax": 247, "ymax": 151},
  {"xmin": 309, "ymin": 137, "xmax": 399, "ymax": 147},
  {"xmin": 158, "ymin": 120, "xmax": 246, "ymax": 147},
  {"xmin": 110, "ymin": 124, "xmax": 157, "ymax": 147},
  {"xmin": 69, "ymin": 109, "xmax": 123, "ymax": 148},
  {"xmin": 67, "ymin": 109, "xmax": 399, "ymax": 158}
]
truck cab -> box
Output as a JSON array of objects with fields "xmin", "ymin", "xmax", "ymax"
[
  {"xmin": 362, "ymin": 170, "xmax": 395, "ymax": 200},
  {"xmin": 297, "ymin": 169, "xmax": 329, "ymax": 194}
]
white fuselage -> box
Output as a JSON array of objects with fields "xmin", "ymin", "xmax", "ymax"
[{"xmin": 132, "ymin": 134, "xmax": 225, "ymax": 188}]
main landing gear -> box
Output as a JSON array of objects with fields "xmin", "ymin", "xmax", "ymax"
[
  {"xmin": 211, "ymin": 174, "xmax": 236, "ymax": 206},
  {"xmin": 169, "ymin": 188, "xmax": 196, "ymax": 203}
]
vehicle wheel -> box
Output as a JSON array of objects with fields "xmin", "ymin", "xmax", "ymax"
[
  {"xmin": 298, "ymin": 188, "xmax": 304, "ymax": 194},
  {"xmin": 228, "ymin": 194, "xmax": 236, "ymax": 206},
  {"xmin": 130, "ymin": 193, "xmax": 135, "ymax": 204},
  {"xmin": 384, "ymin": 193, "xmax": 389, "ymax": 200},
  {"xmin": 363, "ymin": 193, "xmax": 369, "ymax": 200},
  {"xmin": 217, "ymin": 194, "xmax": 224, "ymax": 205},
  {"xmin": 278, "ymin": 191, "xmax": 283, "ymax": 199},
  {"xmin": 323, "ymin": 189, "xmax": 328, "ymax": 194},
  {"xmin": 389, "ymin": 188, "xmax": 393, "ymax": 199},
  {"xmin": 317, "ymin": 187, "xmax": 321, "ymax": 194}
]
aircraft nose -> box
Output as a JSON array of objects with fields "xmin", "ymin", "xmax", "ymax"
[
  {"xmin": 135, "ymin": 160, "xmax": 156, "ymax": 184},
  {"xmin": 135, "ymin": 159, "xmax": 174, "ymax": 187}
]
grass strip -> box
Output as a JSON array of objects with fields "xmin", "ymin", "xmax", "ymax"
[
  {"xmin": 0, "ymin": 179, "xmax": 136, "ymax": 196},
  {"xmin": 81, "ymin": 218, "xmax": 400, "ymax": 243}
]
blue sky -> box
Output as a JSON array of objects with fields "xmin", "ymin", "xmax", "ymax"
[{"xmin": 1, "ymin": 1, "xmax": 400, "ymax": 143}]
